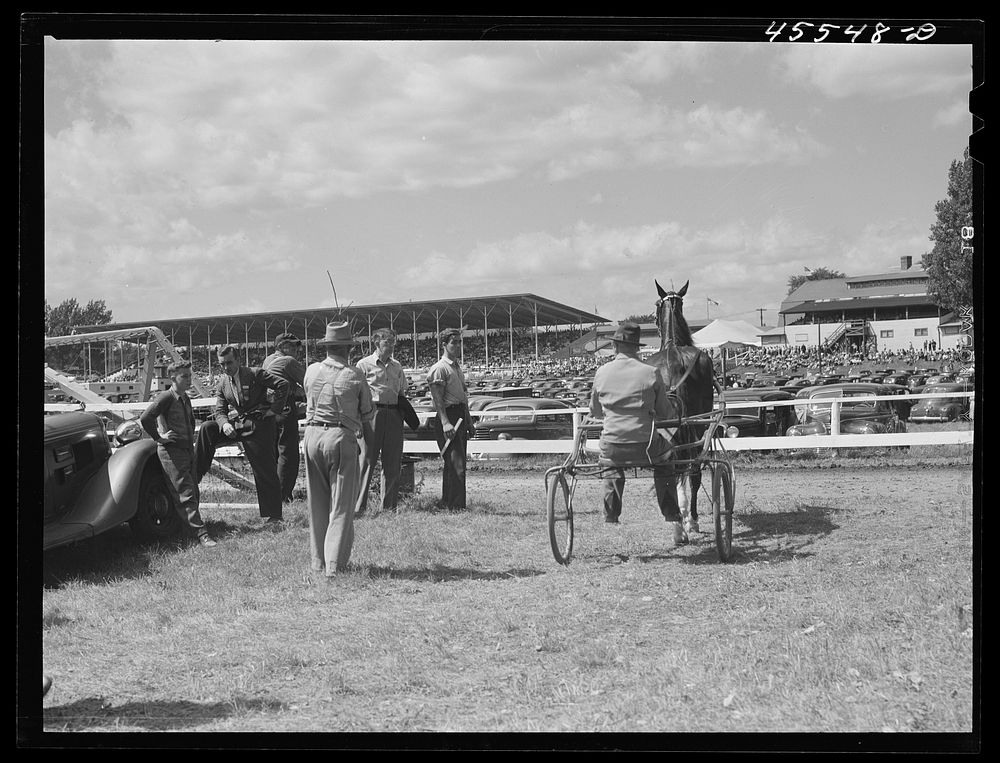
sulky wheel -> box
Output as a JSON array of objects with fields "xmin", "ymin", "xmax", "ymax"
[
  {"xmin": 547, "ymin": 470, "xmax": 574, "ymax": 565},
  {"xmin": 712, "ymin": 461, "xmax": 735, "ymax": 562}
]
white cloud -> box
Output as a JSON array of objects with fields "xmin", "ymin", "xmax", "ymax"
[
  {"xmin": 933, "ymin": 99, "xmax": 970, "ymax": 128},
  {"xmin": 778, "ymin": 44, "xmax": 971, "ymax": 99}
]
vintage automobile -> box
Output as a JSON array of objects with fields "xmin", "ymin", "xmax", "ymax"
[
  {"xmin": 786, "ymin": 383, "xmax": 907, "ymax": 437},
  {"xmin": 749, "ymin": 375, "xmax": 790, "ymax": 389},
  {"xmin": 402, "ymin": 395, "xmax": 502, "ymax": 440},
  {"xmin": 718, "ymin": 389, "xmax": 796, "ymax": 438},
  {"xmin": 43, "ymin": 411, "xmax": 183, "ymax": 551},
  {"xmin": 472, "ymin": 396, "xmax": 575, "ymax": 440},
  {"xmin": 908, "ymin": 383, "xmax": 973, "ymax": 423},
  {"xmin": 882, "ymin": 373, "xmax": 911, "ymax": 386}
]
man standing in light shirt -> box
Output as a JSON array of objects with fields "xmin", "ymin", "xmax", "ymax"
[
  {"xmin": 302, "ymin": 322, "xmax": 375, "ymax": 576},
  {"xmin": 427, "ymin": 328, "xmax": 474, "ymax": 510},
  {"xmin": 355, "ymin": 328, "xmax": 408, "ymax": 514}
]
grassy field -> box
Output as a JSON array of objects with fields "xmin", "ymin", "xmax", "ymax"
[{"xmin": 36, "ymin": 447, "xmax": 977, "ymax": 744}]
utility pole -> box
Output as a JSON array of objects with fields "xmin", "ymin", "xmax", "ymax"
[
  {"xmin": 706, "ymin": 297, "xmax": 719, "ymax": 320},
  {"xmin": 756, "ymin": 307, "xmax": 766, "ymax": 326}
]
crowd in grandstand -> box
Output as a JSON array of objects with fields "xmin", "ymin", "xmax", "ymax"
[{"xmin": 731, "ymin": 344, "xmax": 970, "ymax": 377}]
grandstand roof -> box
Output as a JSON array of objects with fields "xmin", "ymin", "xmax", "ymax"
[
  {"xmin": 780, "ymin": 294, "xmax": 935, "ymax": 315},
  {"xmin": 76, "ymin": 294, "xmax": 611, "ymax": 347}
]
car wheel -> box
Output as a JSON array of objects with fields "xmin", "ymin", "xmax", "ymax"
[{"xmin": 129, "ymin": 464, "xmax": 183, "ymax": 542}]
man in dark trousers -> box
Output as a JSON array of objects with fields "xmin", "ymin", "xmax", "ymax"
[
  {"xmin": 589, "ymin": 321, "xmax": 688, "ymax": 546},
  {"xmin": 195, "ymin": 345, "xmax": 289, "ymax": 523},
  {"xmin": 355, "ymin": 328, "xmax": 408, "ymax": 514},
  {"xmin": 427, "ymin": 328, "xmax": 474, "ymax": 510},
  {"xmin": 139, "ymin": 360, "xmax": 216, "ymax": 546},
  {"xmin": 262, "ymin": 332, "xmax": 306, "ymax": 504}
]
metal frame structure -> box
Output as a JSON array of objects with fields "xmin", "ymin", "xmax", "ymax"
[{"xmin": 73, "ymin": 293, "xmax": 610, "ymax": 372}]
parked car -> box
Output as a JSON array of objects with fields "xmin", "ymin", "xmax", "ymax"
[
  {"xmin": 882, "ymin": 373, "xmax": 911, "ymax": 386},
  {"xmin": 908, "ymin": 383, "xmax": 973, "ymax": 423},
  {"xmin": 402, "ymin": 395, "xmax": 502, "ymax": 440},
  {"xmin": 786, "ymin": 383, "xmax": 907, "ymax": 436},
  {"xmin": 472, "ymin": 397, "xmax": 575, "ymax": 440},
  {"xmin": 403, "ymin": 396, "xmax": 438, "ymax": 441},
  {"xmin": 780, "ymin": 378, "xmax": 814, "ymax": 393},
  {"xmin": 750, "ymin": 376, "xmax": 790, "ymax": 389},
  {"xmin": 719, "ymin": 389, "xmax": 796, "ymax": 437},
  {"xmin": 43, "ymin": 411, "xmax": 182, "ymax": 551}
]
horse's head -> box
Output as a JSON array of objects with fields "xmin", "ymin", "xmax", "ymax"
[
  {"xmin": 654, "ymin": 279, "xmax": 693, "ymax": 346},
  {"xmin": 655, "ymin": 279, "xmax": 689, "ymax": 315}
]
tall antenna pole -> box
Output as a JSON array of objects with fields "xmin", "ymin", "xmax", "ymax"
[{"xmin": 756, "ymin": 307, "xmax": 766, "ymax": 326}]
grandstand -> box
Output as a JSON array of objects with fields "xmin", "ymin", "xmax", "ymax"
[{"xmin": 71, "ymin": 294, "xmax": 610, "ymax": 380}]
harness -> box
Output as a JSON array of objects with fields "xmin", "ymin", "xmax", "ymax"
[{"xmin": 665, "ymin": 348, "xmax": 704, "ymax": 395}]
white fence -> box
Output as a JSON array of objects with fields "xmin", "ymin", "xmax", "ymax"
[{"xmin": 44, "ymin": 391, "xmax": 975, "ymax": 454}]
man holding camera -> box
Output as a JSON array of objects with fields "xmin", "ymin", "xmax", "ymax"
[
  {"xmin": 194, "ymin": 345, "xmax": 290, "ymax": 524},
  {"xmin": 262, "ymin": 332, "xmax": 307, "ymax": 504}
]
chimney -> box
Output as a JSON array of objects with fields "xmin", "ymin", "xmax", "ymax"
[{"xmin": 900, "ymin": 256, "xmax": 912, "ymax": 271}]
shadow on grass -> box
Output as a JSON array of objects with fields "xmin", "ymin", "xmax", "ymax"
[
  {"xmin": 43, "ymin": 696, "xmax": 284, "ymax": 731},
  {"xmin": 580, "ymin": 504, "xmax": 841, "ymax": 567},
  {"xmin": 681, "ymin": 503, "xmax": 841, "ymax": 566},
  {"xmin": 41, "ymin": 519, "xmax": 285, "ymax": 590},
  {"xmin": 363, "ymin": 563, "xmax": 545, "ymax": 583}
]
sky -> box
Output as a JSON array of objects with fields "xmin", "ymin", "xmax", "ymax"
[{"xmin": 40, "ymin": 32, "xmax": 973, "ymax": 329}]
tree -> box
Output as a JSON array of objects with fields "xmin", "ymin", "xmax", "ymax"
[
  {"xmin": 44, "ymin": 298, "xmax": 113, "ymax": 337},
  {"xmin": 923, "ymin": 147, "xmax": 973, "ymax": 312},
  {"xmin": 44, "ymin": 298, "xmax": 114, "ymax": 371},
  {"xmin": 786, "ymin": 267, "xmax": 847, "ymax": 295},
  {"xmin": 623, "ymin": 313, "xmax": 656, "ymax": 323}
]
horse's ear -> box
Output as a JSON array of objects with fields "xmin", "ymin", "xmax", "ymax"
[
  {"xmin": 655, "ymin": 279, "xmax": 667, "ymax": 299},
  {"xmin": 678, "ymin": 281, "xmax": 689, "ymax": 298}
]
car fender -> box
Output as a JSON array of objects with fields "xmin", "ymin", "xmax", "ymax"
[{"xmin": 44, "ymin": 439, "xmax": 162, "ymax": 550}]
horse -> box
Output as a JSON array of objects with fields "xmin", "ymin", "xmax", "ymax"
[{"xmin": 643, "ymin": 279, "xmax": 717, "ymax": 534}]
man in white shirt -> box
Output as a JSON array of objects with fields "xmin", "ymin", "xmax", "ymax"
[
  {"xmin": 427, "ymin": 328, "xmax": 474, "ymax": 510},
  {"xmin": 355, "ymin": 328, "xmax": 408, "ymax": 513}
]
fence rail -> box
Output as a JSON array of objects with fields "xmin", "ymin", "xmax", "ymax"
[{"xmin": 45, "ymin": 391, "xmax": 976, "ymax": 454}]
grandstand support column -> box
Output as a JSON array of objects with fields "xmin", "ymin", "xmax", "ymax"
[
  {"xmin": 141, "ymin": 337, "xmax": 156, "ymax": 401},
  {"xmin": 532, "ymin": 300, "xmax": 539, "ymax": 361},
  {"xmin": 368, "ymin": 315, "xmax": 373, "ymax": 357},
  {"xmin": 508, "ymin": 304, "xmax": 515, "ymax": 372},
  {"xmin": 457, "ymin": 308, "xmax": 466, "ymax": 364},
  {"xmin": 412, "ymin": 311, "xmax": 418, "ymax": 371},
  {"xmin": 484, "ymin": 308, "xmax": 489, "ymax": 368},
  {"xmin": 244, "ymin": 322, "xmax": 250, "ymax": 366},
  {"xmin": 189, "ymin": 325, "xmax": 194, "ymax": 376},
  {"xmin": 104, "ymin": 341, "xmax": 108, "ymax": 378},
  {"xmin": 206, "ymin": 325, "xmax": 213, "ymax": 381}
]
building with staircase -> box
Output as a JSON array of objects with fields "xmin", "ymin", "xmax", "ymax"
[{"xmin": 774, "ymin": 257, "xmax": 969, "ymax": 353}]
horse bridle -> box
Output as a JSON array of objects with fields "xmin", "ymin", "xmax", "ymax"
[{"xmin": 655, "ymin": 292, "xmax": 703, "ymax": 393}]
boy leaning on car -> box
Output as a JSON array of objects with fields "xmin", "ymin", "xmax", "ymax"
[{"xmin": 139, "ymin": 360, "xmax": 216, "ymax": 547}]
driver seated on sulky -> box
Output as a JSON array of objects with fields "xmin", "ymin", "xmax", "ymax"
[{"xmin": 586, "ymin": 321, "xmax": 689, "ymax": 546}]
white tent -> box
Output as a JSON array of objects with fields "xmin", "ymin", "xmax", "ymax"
[{"xmin": 692, "ymin": 319, "xmax": 762, "ymax": 349}]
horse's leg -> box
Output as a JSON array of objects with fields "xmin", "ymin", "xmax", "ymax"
[
  {"xmin": 686, "ymin": 467, "xmax": 702, "ymax": 533},
  {"xmin": 677, "ymin": 471, "xmax": 691, "ymax": 531}
]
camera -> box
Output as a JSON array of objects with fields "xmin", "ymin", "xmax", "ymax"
[{"xmin": 232, "ymin": 417, "xmax": 256, "ymax": 437}]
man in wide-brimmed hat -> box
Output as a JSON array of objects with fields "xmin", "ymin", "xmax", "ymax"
[
  {"xmin": 302, "ymin": 321, "xmax": 375, "ymax": 576},
  {"xmin": 262, "ymin": 332, "xmax": 306, "ymax": 504},
  {"xmin": 588, "ymin": 321, "xmax": 688, "ymax": 546}
]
